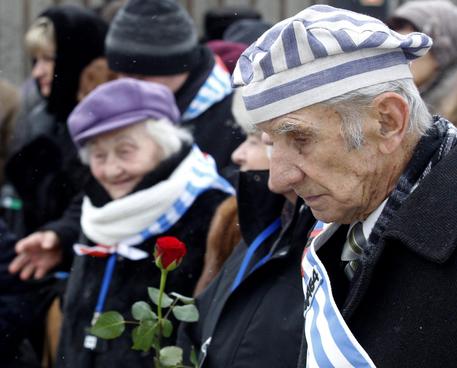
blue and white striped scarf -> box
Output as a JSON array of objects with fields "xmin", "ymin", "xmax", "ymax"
[
  {"xmin": 181, "ymin": 56, "xmax": 232, "ymax": 122},
  {"xmin": 301, "ymin": 224, "xmax": 376, "ymax": 368},
  {"xmin": 74, "ymin": 145, "xmax": 234, "ymax": 260}
]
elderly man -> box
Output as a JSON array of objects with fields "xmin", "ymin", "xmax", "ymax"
[{"xmin": 233, "ymin": 5, "xmax": 457, "ymax": 368}]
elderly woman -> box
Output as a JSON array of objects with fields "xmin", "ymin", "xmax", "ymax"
[{"xmin": 56, "ymin": 78, "xmax": 233, "ymax": 367}]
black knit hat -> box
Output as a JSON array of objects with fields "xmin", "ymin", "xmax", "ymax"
[{"xmin": 106, "ymin": 0, "xmax": 203, "ymax": 76}]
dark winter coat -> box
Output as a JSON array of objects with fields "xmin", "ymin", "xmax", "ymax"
[
  {"xmin": 298, "ymin": 128, "xmax": 457, "ymax": 367},
  {"xmin": 4, "ymin": 4, "xmax": 107, "ymax": 251},
  {"xmin": 0, "ymin": 219, "xmax": 61, "ymax": 367},
  {"xmin": 56, "ymin": 147, "xmax": 229, "ymax": 368},
  {"xmin": 178, "ymin": 171, "xmax": 316, "ymax": 368},
  {"xmin": 176, "ymin": 46, "xmax": 244, "ymax": 177}
]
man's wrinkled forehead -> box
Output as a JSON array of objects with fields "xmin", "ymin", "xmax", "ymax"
[{"xmin": 257, "ymin": 112, "xmax": 318, "ymax": 138}]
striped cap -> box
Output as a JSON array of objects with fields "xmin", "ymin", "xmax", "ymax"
[{"xmin": 232, "ymin": 5, "xmax": 433, "ymax": 124}]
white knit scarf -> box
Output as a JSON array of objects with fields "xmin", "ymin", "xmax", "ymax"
[{"xmin": 76, "ymin": 145, "xmax": 234, "ymax": 259}]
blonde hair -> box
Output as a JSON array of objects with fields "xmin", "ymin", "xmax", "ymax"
[{"xmin": 25, "ymin": 17, "xmax": 55, "ymax": 55}]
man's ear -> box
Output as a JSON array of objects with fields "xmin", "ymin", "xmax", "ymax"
[{"xmin": 372, "ymin": 92, "xmax": 410, "ymax": 154}]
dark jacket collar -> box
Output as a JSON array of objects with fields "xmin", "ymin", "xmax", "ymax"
[
  {"xmin": 175, "ymin": 46, "xmax": 214, "ymax": 114},
  {"xmin": 235, "ymin": 170, "xmax": 285, "ymax": 244},
  {"xmin": 384, "ymin": 144, "xmax": 457, "ymax": 263}
]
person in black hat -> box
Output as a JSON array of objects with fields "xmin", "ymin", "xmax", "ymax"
[
  {"xmin": 223, "ymin": 18, "xmax": 272, "ymax": 46},
  {"xmin": 203, "ymin": 6, "xmax": 262, "ymax": 42},
  {"xmin": 105, "ymin": 0, "xmax": 244, "ymax": 177}
]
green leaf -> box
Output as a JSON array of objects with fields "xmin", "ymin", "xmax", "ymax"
[
  {"xmin": 170, "ymin": 292, "xmax": 195, "ymax": 305},
  {"xmin": 148, "ymin": 287, "xmax": 173, "ymax": 308},
  {"xmin": 161, "ymin": 318, "xmax": 173, "ymax": 338},
  {"xmin": 190, "ymin": 346, "xmax": 199, "ymax": 367},
  {"xmin": 131, "ymin": 320, "xmax": 157, "ymax": 352},
  {"xmin": 89, "ymin": 311, "xmax": 125, "ymax": 339},
  {"xmin": 131, "ymin": 301, "xmax": 157, "ymax": 321},
  {"xmin": 172, "ymin": 304, "xmax": 199, "ymax": 322},
  {"xmin": 159, "ymin": 346, "xmax": 183, "ymax": 367}
]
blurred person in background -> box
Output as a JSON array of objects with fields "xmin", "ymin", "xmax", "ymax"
[
  {"xmin": 6, "ymin": 4, "xmax": 108, "ymax": 277},
  {"xmin": 105, "ymin": 0, "xmax": 244, "ymax": 178},
  {"xmin": 57, "ymin": 78, "xmax": 233, "ymax": 367},
  {"xmin": 387, "ymin": 0, "xmax": 457, "ymax": 124},
  {"xmin": 0, "ymin": 79, "xmax": 19, "ymax": 186},
  {"xmin": 223, "ymin": 18, "xmax": 272, "ymax": 46},
  {"xmin": 0, "ymin": 5, "xmax": 107, "ymax": 366},
  {"xmin": 205, "ymin": 40, "xmax": 248, "ymax": 75},
  {"xmin": 178, "ymin": 89, "xmax": 313, "ymax": 368}
]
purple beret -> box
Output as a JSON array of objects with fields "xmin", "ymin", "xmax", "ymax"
[{"xmin": 68, "ymin": 78, "xmax": 180, "ymax": 146}]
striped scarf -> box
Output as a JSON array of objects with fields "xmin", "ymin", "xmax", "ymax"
[
  {"xmin": 302, "ymin": 234, "xmax": 376, "ymax": 367},
  {"xmin": 74, "ymin": 145, "xmax": 234, "ymax": 260},
  {"xmin": 181, "ymin": 56, "xmax": 232, "ymax": 122}
]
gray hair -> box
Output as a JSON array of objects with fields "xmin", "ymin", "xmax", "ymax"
[
  {"xmin": 79, "ymin": 118, "xmax": 193, "ymax": 164},
  {"xmin": 232, "ymin": 88, "xmax": 257, "ymax": 135},
  {"xmin": 320, "ymin": 78, "xmax": 432, "ymax": 149}
]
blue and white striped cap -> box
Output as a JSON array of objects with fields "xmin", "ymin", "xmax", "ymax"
[{"xmin": 232, "ymin": 5, "xmax": 433, "ymax": 124}]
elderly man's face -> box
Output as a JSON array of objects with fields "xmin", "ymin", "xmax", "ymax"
[{"xmin": 259, "ymin": 104, "xmax": 389, "ymax": 224}]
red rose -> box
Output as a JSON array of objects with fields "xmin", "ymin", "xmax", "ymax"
[{"xmin": 154, "ymin": 236, "xmax": 187, "ymax": 271}]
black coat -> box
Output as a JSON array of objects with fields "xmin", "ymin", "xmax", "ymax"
[
  {"xmin": 4, "ymin": 4, "xmax": 107, "ymax": 248},
  {"xmin": 298, "ymin": 134, "xmax": 457, "ymax": 367},
  {"xmin": 178, "ymin": 171, "xmax": 316, "ymax": 368},
  {"xmin": 56, "ymin": 149, "xmax": 229, "ymax": 368},
  {"xmin": 0, "ymin": 219, "xmax": 61, "ymax": 367}
]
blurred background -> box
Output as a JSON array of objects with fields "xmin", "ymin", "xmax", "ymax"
[{"xmin": 0, "ymin": 0, "xmax": 453, "ymax": 86}]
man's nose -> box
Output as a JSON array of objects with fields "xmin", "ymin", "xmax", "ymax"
[{"xmin": 269, "ymin": 145, "xmax": 303, "ymax": 189}]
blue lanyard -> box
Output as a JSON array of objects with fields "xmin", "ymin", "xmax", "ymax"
[
  {"xmin": 94, "ymin": 253, "xmax": 117, "ymax": 315},
  {"xmin": 230, "ymin": 218, "xmax": 281, "ymax": 292}
]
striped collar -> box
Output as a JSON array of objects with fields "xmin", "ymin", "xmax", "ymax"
[{"xmin": 181, "ymin": 55, "xmax": 232, "ymax": 122}]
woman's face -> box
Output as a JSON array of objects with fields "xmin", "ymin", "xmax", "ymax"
[
  {"xmin": 31, "ymin": 41, "xmax": 56, "ymax": 97},
  {"xmin": 88, "ymin": 123, "xmax": 164, "ymax": 199},
  {"xmin": 231, "ymin": 133, "xmax": 270, "ymax": 171}
]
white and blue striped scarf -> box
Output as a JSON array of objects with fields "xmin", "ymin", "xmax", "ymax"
[
  {"xmin": 74, "ymin": 145, "xmax": 234, "ymax": 260},
  {"xmin": 301, "ymin": 223, "xmax": 376, "ymax": 368},
  {"xmin": 181, "ymin": 56, "xmax": 232, "ymax": 122}
]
